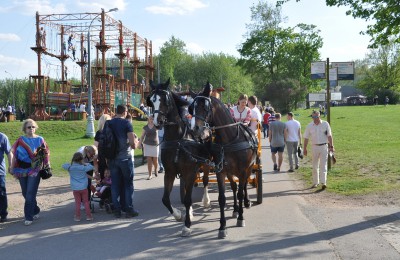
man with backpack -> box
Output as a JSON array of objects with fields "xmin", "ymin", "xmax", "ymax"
[{"xmin": 106, "ymin": 105, "xmax": 139, "ymax": 218}]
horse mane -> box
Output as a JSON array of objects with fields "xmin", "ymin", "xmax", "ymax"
[{"xmin": 210, "ymin": 96, "xmax": 235, "ymax": 124}]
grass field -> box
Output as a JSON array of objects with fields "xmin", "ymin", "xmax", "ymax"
[
  {"xmin": 0, "ymin": 119, "xmax": 147, "ymax": 177},
  {"xmin": 287, "ymin": 104, "xmax": 400, "ymax": 195}
]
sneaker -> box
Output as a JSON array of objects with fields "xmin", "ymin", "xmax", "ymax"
[
  {"xmin": 24, "ymin": 220, "xmax": 33, "ymax": 226},
  {"xmin": 33, "ymin": 214, "xmax": 40, "ymax": 220},
  {"xmin": 322, "ymin": 184, "xmax": 327, "ymax": 190},
  {"xmin": 288, "ymin": 169, "xmax": 294, "ymax": 172},
  {"xmin": 273, "ymin": 164, "xmax": 277, "ymax": 171},
  {"xmin": 86, "ymin": 217, "xmax": 94, "ymax": 221},
  {"xmin": 158, "ymin": 168, "xmax": 164, "ymax": 173},
  {"xmin": 295, "ymin": 165, "xmax": 299, "ymax": 170},
  {"xmin": 1, "ymin": 216, "xmax": 8, "ymax": 223},
  {"xmin": 126, "ymin": 210, "xmax": 139, "ymax": 218},
  {"xmin": 74, "ymin": 216, "xmax": 81, "ymax": 222}
]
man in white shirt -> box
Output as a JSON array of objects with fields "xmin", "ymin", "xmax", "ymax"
[
  {"xmin": 285, "ymin": 112, "xmax": 301, "ymax": 172},
  {"xmin": 79, "ymin": 102, "xmax": 86, "ymax": 113},
  {"xmin": 303, "ymin": 110, "xmax": 335, "ymax": 190},
  {"xmin": 248, "ymin": 96, "xmax": 262, "ymax": 134}
]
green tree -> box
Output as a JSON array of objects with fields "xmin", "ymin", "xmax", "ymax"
[
  {"xmin": 355, "ymin": 41, "xmax": 400, "ymax": 103},
  {"xmin": 278, "ymin": 0, "xmax": 400, "ymax": 48},
  {"xmin": 158, "ymin": 36, "xmax": 187, "ymax": 85},
  {"xmin": 239, "ymin": 1, "xmax": 323, "ymax": 111}
]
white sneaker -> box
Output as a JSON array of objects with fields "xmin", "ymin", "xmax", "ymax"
[
  {"xmin": 24, "ymin": 220, "xmax": 33, "ymax": 226},
  {"xmin": 33, "ymin": 214, "xmax": 40, "ymax": 220}
]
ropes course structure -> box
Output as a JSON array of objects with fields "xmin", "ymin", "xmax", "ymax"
[{"xmin": 30, "ymin": 10, "xmax": 153, "ymax": 120}]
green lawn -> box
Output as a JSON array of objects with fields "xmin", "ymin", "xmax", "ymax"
[
  {"xmin": 288, "ymin": 104, "xmax": 400, "ymax": 195},
  {"xmin": 0, "ymin": 119, "xmax": 146, "ymax": 177}
]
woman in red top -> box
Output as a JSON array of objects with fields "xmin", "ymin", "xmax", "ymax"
[{"xmin": 262, "ymin": 108, "xmax": 271, "ymax": 139}]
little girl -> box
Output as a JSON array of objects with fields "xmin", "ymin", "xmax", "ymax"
[
  {"xmin": 95, "ymin": 168, "xmax": 111, "ymax": 197},
  {"xmin": 62, "ymin": 152, "xmax": 94, "ymax": 222}
]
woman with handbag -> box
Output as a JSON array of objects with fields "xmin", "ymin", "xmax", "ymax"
[{"xmin": 10, "ymin": 119, "xmax": 50, "ymax": 226}]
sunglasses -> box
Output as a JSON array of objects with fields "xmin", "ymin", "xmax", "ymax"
[
  {"xmin": 312, "ymin": 116, "xmax": 319, "ymax": 119},
  {"xmin": 27, "ymin": 126, "xmax": 36, "ymax": 129}
]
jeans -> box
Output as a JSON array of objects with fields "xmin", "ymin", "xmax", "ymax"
[
  {"xmin": 0, "ymin": 175, "xmax": 8, "ymax": 219},
  {"xmin": 19, "ymin": 174, "xmax": 41, "ymax": 221},
  {"xmin": 262, "ymin": 124, "xmax": 269, "ymax": 138},
  {"xmin": 108, "ymin": 158, "xmax": 134, "ymax": 213},
  {"xmin": 286, "ymin": 141, "xmax": 299, "ymax": 169}
]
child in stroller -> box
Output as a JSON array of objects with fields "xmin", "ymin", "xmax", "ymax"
[{"xmin": 90, "ymin": 168, "xmax": 112, "ymax": 213}]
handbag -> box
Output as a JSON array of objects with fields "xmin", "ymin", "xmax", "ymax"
[
  {"xmin": 39, "ymin": 167, "xmax": 53, "ymax": 180},
  {"xmin": 297, "ymin": 146, "xmax": 304, "ymax": 159}
]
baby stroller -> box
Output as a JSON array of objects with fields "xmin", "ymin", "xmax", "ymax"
[{"xmin": 90, "ymin": 182, "xmax": 113, "ymax": 213}]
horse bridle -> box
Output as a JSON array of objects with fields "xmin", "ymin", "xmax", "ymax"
[
  {"xmin": 191, "ymin": 96, "xmax": 213, "ymax": 128},
  {"xmin": 149, "ymin": 89, "xmax": 176, "ymax": 126}
]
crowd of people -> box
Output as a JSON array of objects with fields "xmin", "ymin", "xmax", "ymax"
[{"xmin": 0, "ymin": 93, "xmax": 336, "ymax": 226}]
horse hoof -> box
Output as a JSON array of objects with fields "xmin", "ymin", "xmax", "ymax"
[
  {"xmin": 218, "ymin": 229, "xmax": 228, "ymax": 239},
  {"xmin": 203, "ymin": 201, "xmax": 211, "ymax": 208},
  {"xmin": 181, "ymin": 226, "xmax": 192, "ymax": 237},
  {"xmin": 245, "ymin": 201, "xmax": 252, "ymax": 208},
  {"xmin": 232, "ymin": 211, "xmax": 239, "ymax": 218},
  {"xmin": 237, "ymin": 219, "xmax": 246, "ymax": 227}
]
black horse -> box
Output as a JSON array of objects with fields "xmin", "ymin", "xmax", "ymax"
[
  {"xmin": 189, "ymin": 82, "xmax": 258, "ymax": 239},
  {"xmin": 146, "ymin": 79, "xmax": 212, "ymax": 237}
]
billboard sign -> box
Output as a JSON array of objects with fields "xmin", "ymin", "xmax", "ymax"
[
  {"xmin": 331, "ymin": 62, "xmax": 354, "ymax": 80},
  {"xmin": 311, "ymin": 61, "xmax": 326, "ymax": 79},
  {"xmin": 329, "ymin": 67, "xmax": 338, "ymax": 87}
]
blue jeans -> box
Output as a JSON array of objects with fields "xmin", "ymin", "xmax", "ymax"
[
  {"xmin": 0, "ymin": 175, "xmax": 8, "ymax": 219},
  {"xmin": 108, "ymin": 158, "xmax": 134, "ymax": 213},
  {"xmin": 19, "ymin": 174, "xmax": 41, "ymax": 221}
]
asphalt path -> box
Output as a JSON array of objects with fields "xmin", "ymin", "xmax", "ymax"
[{"xmin": 1, "ymin": 137, "xmax": 400, "ymax": 259}]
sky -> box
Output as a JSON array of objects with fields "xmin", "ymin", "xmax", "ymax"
[{"xmin": 0, "ymin": 0, "xmax": 372, "ymax": 80}]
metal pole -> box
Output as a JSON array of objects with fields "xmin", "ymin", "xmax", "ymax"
[
  {"xmin": 5, "ymin": 71, "xmax": 14, "ymax": 109},
  {"xmin": 86, "ymin": 8, "xmax": 118, "ymax": 138},
  {"xmin": 326, "ymin": 57, "xmax": 331, "ymax": 170}
]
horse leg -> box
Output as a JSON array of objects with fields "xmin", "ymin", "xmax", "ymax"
[
  {"xmin": 162, "ymin": 173, "xmax": 183, "ymax": 222},
  {"xmin": 217, "ymin": 172, "xmax": 228, "ymax": 239},
  {"xmin": 236, "ymin": 180, "xmax": 246, "ymax": 227},
  {"xmin": 181, "ymin": 176, "xmax": 195, "ymax": 237},
  {"xmin": 202, "ymin": 167, "xmax": 211, "ymax": 208},
  {"xmin": 228, "ymin": 176, "xmax": 239, "ymax": 218},
  {"xmin": 244, "ymin": 178, "xmax": 252, "ymax": 208}
]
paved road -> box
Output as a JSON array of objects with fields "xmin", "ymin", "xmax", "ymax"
[{"xmin": 1, "ymin": 137, "xmax": 400, "ymax": 259}]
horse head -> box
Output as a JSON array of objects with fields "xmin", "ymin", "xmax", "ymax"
[
  {"xmin": 146, "ymin": 78, "xmax": 190, "ymax": 129},
  {"xmin": 189, "ymin": 82, "xmax": 213, "ymax": 141},
  {"xmin": 146, "ymin": 78, "xmax": 171, "ymax": 127}
]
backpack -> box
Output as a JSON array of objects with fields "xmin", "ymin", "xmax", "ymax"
[{"xmin": 98, "ymin": 120, "xmax": 119, "ymax": 160}]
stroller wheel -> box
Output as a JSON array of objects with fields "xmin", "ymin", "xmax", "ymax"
[{"xmin": 105, "ymin": 204, "xmax": 111, "ymax": 213}]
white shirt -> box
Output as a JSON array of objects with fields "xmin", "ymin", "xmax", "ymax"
[
  {"xmin": 249, "ymin": 107, "xmax": 262, "ymax": 133},
  {"xmin": 79, "ymin": 104, "xmax": 86, "ymax": 113},
  {"xmin": 286, "ymin": 119, "xmax": 301, "ymax": 142},
  {"xmin": 304, "ymin": 120, "xmax": 332, "ymax": 145}
]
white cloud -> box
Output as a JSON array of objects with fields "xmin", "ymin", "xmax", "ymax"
[
  {"xmin": 186, "ymin": 42, "xmax": 204, "ymax": 54},
  {"xmin": 0, "ymin": 54, "xmax": 34, "ymax": 77},
  {"xmin": 75, "ymin": 0, "xmax": 126, "ymax": 12},
  {"xmin": 146, "ymin": 0, "xmax": 208, "ymax": 15},
  {"xmin": 1, "ymin": 0, "xmax": 67, "ymax": 16},
  {"xmin": 0, "ymin": 33, "xmax": 21, "ymax": 42}
]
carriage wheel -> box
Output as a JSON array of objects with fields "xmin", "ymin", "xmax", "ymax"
[
  {"xmin": 180, "ymin": 178, "xmax": 186, "ymax": 204},
  {"xmin": 256, "ymin": 169, "xmax": 263, "ymax": 204}
]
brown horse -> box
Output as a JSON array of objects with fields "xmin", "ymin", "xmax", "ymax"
[
  {"xmin": 189, "ymin": 82, "xmax": 258, "ymax": 238},
  {"xmin": 146, "ymin": 79, "xmax": 212, "ymax": 237}
]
